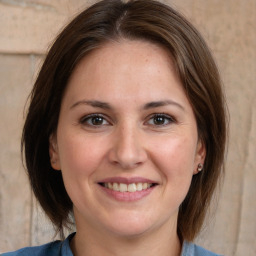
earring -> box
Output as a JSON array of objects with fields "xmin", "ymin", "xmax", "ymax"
[{"xmin": 197, "ymin": 163, "xmax": 203, "ymax": 172}]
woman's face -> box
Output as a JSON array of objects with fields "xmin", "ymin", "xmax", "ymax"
[{"xmin": 50, "ymin": 40, "xmax": 205, "ymax": 237}]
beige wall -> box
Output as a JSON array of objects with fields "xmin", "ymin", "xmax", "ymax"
[{"xmin": 0, "ymin": 0, "xmax": 255, "ymax": 255}]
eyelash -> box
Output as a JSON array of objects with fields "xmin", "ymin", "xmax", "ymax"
[
  {"xmin": 79, "ymin": 113, "xmax": 176, "ymax": 128},
  {"xmin": 146, "ymin": 113, "xmax": 176, "ymax": 126},
  {"xmin": 80, "ymin": 114, "xmax": 111, "ymax": 127}
]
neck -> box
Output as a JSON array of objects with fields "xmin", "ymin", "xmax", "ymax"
[{"xmin": 70, "ymin": 219, "xmax": 181, "ymax": 256}]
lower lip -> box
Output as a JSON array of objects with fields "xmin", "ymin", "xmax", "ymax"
[{"xmin": 99, "ymin": 185, "xmax": 155, "ymax": 202}]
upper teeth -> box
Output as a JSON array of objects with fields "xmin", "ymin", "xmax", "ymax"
[{"xmin": 104, "ymin": 182, "xmax": 152, "ymax": 192}]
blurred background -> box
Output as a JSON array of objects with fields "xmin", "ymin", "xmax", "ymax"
[{"xmin": 0, "ymin": 0, "xmax": 255, "ymax": 255}]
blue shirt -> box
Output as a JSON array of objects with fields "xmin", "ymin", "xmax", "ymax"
[{"xmin": 2, "ymin": 233, "xmax": 222, "ymax": 256}]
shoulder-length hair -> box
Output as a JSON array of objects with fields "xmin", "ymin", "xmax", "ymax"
[{"xmin": 22, "ymin": 0, "xmax": 227, "ymax": 241}]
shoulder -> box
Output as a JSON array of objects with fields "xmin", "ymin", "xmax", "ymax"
[
  {"xmin": 1, "ymin": 233, "xmax": 75, "ymax": 256},
  {"xmin": 181, "ymin": 241, "xmax": 223, "ymax": 256},
  {"xmin": 1, "ymin": 241, "xmax": 62, "ymax": 256}
]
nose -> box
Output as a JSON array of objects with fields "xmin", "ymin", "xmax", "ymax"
[{"xmin": 108, "ymin": 124, "xmax": 147, "ymax": 169}]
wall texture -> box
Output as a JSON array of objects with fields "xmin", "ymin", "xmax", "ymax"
[{"xmin": 0, "ymin": 0, "xmax": 255, "ymax": 255}]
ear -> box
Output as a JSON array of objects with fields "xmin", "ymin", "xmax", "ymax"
[
  {"xmin": 49, "ymin": 134, "xmax": 61, "ymax": 170},
  {"xmin": 193, "ymin": 139, "xmax": 206, "ymax": 175}
]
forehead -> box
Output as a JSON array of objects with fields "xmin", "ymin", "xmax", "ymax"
[
  {"xmin": 74, "ymin": 39, "xmax": 176, "ymax": 74},
  {"xmin": 70, "ymin": 40, "xmax": 177, "ymax": 80},
  {"xmin": 63, "ymin": 39, "xmax": 187, "ymax": 108}
]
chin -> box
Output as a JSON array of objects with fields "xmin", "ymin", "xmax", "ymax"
[
  {"xmin": 109, "ymin": 226, "xmax": 151, "ymax": 238},
  {"xmin": 104, "ymin": 216, "xmax": 157, "ymax": 238}
]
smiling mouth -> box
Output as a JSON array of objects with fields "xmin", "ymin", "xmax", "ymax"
[{"xmin": 98, "ymin": 182, "xmax": 157, "ymax": 192}]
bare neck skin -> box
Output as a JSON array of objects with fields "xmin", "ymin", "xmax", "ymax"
[{"xmin": 70, "ymin": 212, "xmax": 181, "ymax": 256}]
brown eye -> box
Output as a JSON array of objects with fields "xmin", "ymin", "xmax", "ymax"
[
  {"xmin": 147, "ymin": 114, "xmax": 175, "ymax": 126},
  {"xmin": 80, "ymin": 114, "xmax": 110, "ymax": 126},
  {"xmin": 153, "ymin": 116, "xmax": 166, "ymax": 125},
  {"xmin": 91, "ymin": 116, "xmax": 104, "ymax": 125}
]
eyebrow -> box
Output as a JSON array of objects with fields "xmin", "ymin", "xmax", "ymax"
[
  {"xmin": 70, "ymin": 100, "xmax": 112, "ymax": 110},
  {"xmin": 70, "ymin": 99, "xmax": 184, "ymax": 111},
  {"xmin": 143, "ymin": 100, "xmax": 184, "ymax": 111}
]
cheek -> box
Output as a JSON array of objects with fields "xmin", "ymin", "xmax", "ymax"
[
  {"xmin": 57, "ymin": 134, "xmax": 109, "ymax": 206},
  {"xmin": 57, "ymin": 133, "xmax": 107, "ymax": 177},
  {"xmin": 151, "ymin": 135, "xmax": 197, "ymax": 179}
]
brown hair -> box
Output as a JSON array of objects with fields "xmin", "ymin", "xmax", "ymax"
[{"xmin": 22, "ymin": 0, "xmax": 227, "ymax": 241}]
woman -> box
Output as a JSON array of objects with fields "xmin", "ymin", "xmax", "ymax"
[{"xmin": 3, "ymin": 0, "xmax": 227, "ymax": 255}]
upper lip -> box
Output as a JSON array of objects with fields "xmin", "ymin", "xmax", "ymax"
[{"xmin": 98, "ymin": 176, "xmax": 158, "ymax": 184}]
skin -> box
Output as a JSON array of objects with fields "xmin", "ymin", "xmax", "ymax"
[{"xmin": 50, "ymin": 39, "xmax": 205, "ymax": 256}]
